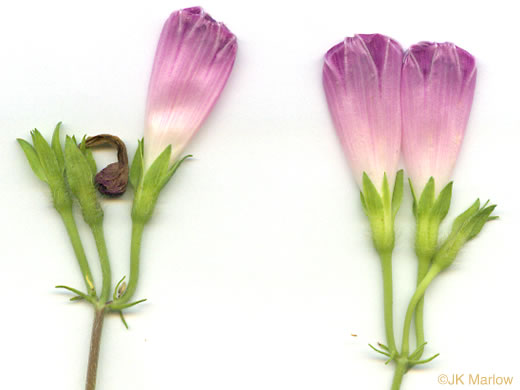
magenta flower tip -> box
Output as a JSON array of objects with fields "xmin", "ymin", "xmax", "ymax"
[
  {"xmin": 401, "ymin": 42, "xmax": 477, "ymax": 193},
  {"xmin": 405, "ymin": 41, "xmax": 476, "ymax": 86},
  {"xmin": 323, "ymin": 34, "xmax": 404, "ymax": 189},
  {"xmin": 144, "ymin": 7, "xmax": 238, "ymax": 169}
]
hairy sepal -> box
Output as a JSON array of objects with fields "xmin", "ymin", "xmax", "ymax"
[
  {"xmin": 64, "ymin": 136, "xmax": 103, "ymax": 226},
  {"xmin": 413, "ymin": 178, "xmax": 453, "ymax": 260},
  {"xmin": 18, "ymin": 125, "xmax": 72, "ymax": 211},
  {"xmin": 433, "ymin": 201, "xmax": 497, "ymax": 270},
  {"xmin": 131, "ymin": 145, "xmax": 191, "ymax": 224},
  {"xmin": 360, "ymin": 172, "xmax": 402, "ymax": 255}
]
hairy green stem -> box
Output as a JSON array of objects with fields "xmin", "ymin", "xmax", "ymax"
[
  {"xmin": 90, "ymin": 223, "xmax": 111, "ymax": 303},
  {"xmin": 401, "ymin": 265, "xmax": 440, "ymax": 357},
  {"xmin": 85, "ymin": 308, "xmax": 106, "ymax": 390},
  {"xmin": 379, "ymin": 251, "xmax": 397, "ymax": 353},
  {"xmin": 414, "ymin": 256, "xmax": 430, "ymax": 359},
  {"xmin": 59, "ymin": 208, "xmax": 96, "ymax": 296},
  {"xmin": 112, "ymin": 221, "xmax": 145, "ymax": 307}
]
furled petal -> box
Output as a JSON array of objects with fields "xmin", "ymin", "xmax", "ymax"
[
  {"xmin": 401, "ymin": 42, "xmax": 477, "ymax": 193},
  {"xmin": 323, "ymin": 34, "xmax": 403, "ymax": 189},
  {"xmin": 144, "ymin": 7, "xmax": 238, "ymax": 168}
]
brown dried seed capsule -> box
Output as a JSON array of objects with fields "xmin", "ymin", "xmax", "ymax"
[{"xmin": 85, "ymin": 134, "xmax": 129, "ymax": 196}]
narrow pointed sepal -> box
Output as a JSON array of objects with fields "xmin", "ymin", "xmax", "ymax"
[
  {"xmin": 362, "ymin": 172, "xmax": 384, "ymax": 215},
  {"xmin": 129, "ymin": 139, "xmax": 144, "ymax": 189},
  {"xmin": 391, "ymin": 170, "xmax": 404, "ymax": 219},
  {"xmin": 18, "ymin": 138, "xmax": 48, "ymax": 183},
  {"xmin": 51, "ymin": 122, "xmax": 65, "ymax": 173}
]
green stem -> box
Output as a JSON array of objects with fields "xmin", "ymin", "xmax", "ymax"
[
  {"xmin": 414, "ymin": 257, "xmax": 430, "ymax": 358},
  {"xmin": 58, "ymin": 208, "xmax": 96, "ymax": 297},
  {"xmin": 111, "ymin": 221, "xmax": 145, "ymax": 308},
  {"xmin": 90, "ymin": 223, "xmax": 111, "ymax": 303},
  {"xmin": 379, "ymin": 251, "xmax": 397, "ymax": 354},
  {"xmin": 85, "ymin": 308, "xmax": 106, "ymax": 390},
  {"xmin": 401, "ymin": 265, "xmax": 441, "ymax": 356},
  {"xmin": 391, "ymin": 359, "xmax": 408, "ymax": 390}
]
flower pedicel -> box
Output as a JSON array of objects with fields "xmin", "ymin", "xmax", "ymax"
[{"xmin": 323, "ymin": 33, "xmax": 405, "ymax": 356}]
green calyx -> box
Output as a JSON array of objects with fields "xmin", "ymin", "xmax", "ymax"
[
  {"xmin": 360, "ymin": 170, "xmax": 404, "ymax": 255},
  {"xmin": 17, "ymin": 123, "xmax": 72, "ymax": 212},
  {"xmin": 433, "ymin": 199, "xmax": 497, "ymax": 270},
  {"xmin": 64, "ymin": 136, "xmax": 103, "ymax": 227},
  {"xmin": 411, "ymin": 178, "xmax": 453, "ymax": 261},
  {"xmin": 130, "ymin": 140, "xmax": 191, "ymax": 224}
]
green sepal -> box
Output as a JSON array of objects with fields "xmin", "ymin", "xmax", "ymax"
[
  {"xmin": 64, "ymin": 136, "xmax": 103, "ymax": 226},
  {"xmin": 31, "ymin": 129, "xmax": 63, "ymax": 187},
  {"xmin": 416, "ymin": 177, "xmax": 435, "ymax": 217},
  {"xmin": 362, "ymin": 172, "xmax": 383, "ymax": 215},
  {"xmin": 160, "ymin": 154, "xmax": 192, "ymax": 189},
  {"xmin": 360, "ymin": 172, "xmax": 397, "ymax": 255},
  {"xmin": 131, "ymin": 146, "xmax": 171, "ymax": 224},
  {"xmin": 51, "ymin": 122, "xmax": 65, "ymax": 173},
  {"xmin": 381, "ymin": 173, "xmax": 391, "ymax": 212},
  {"xmin": 451, "ymin": 199, "xmax": 480, "ymax": 233},
  {"xmin": 129, "ymin": 139, "xmax": 144, "ymax": 188},
  {"xmin": 131, "ymin": 145, "xmax": 191, "ymax": 224},
  {"xmin": 79, "ymin": 136, "xmax": 97, "ymax": 176},
  {"xmin": 409, "ymin": 179, "xmax": 418, "ymax": 218},
  {"xmin": 430, "ymin": 182, "xmax": 453, "ymax": 221},
  {"xmin": 413, "ymin": 178, "xmax": 454, "ymax": 260},
  {"xmin": 391, "ymin": 170, "xmax": 404, "ymax": 219},
  {"xmin": 142, "ymin": 145, "xmax": 172, "ymax": 191},
  {"xmin": 360, "ymin": 191, "xmax": 367, "ymax": 215},
  {"xmin": 432, "ymin": 200, "xmax": 497, "ymax": 270},
  {"xmin": 17, "ymin": 138, "xmax": 47, "ymax": 183},
  {"xmin": 19, "ymin": 128, "xmax": 72, "ymax": 211},
  {"xmin": 468, "ymin": 203, "xmax": 497, "ymax": 240}
]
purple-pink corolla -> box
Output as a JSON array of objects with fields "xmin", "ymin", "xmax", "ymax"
[
  {"xmin": 144, "ymin": 7, "xmax": 237, "ymax": 169},
  {"xmin": 323, "ymin": 34, "xmax": 404, "ymax": 190},
  {"xmin": 401, "ymin": 42, "xmax": 477, "ymax": 194}
]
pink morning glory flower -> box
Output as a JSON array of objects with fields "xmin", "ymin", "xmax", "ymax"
[
  {"xmin": 401, "ymin": 42, "xmax": 477, "ymax": 194},
  {"xmin": 323, "ymin": 34, "xmax": 404, "ymax": 189},
  {"xmin": 144, "ymin": 7, "xmax": 238, "ymax": 169}
]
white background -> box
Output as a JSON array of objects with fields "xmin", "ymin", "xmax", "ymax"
[{"xmin": 1, "ymin": 0, "xmax": 519, "ymax": 389}]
